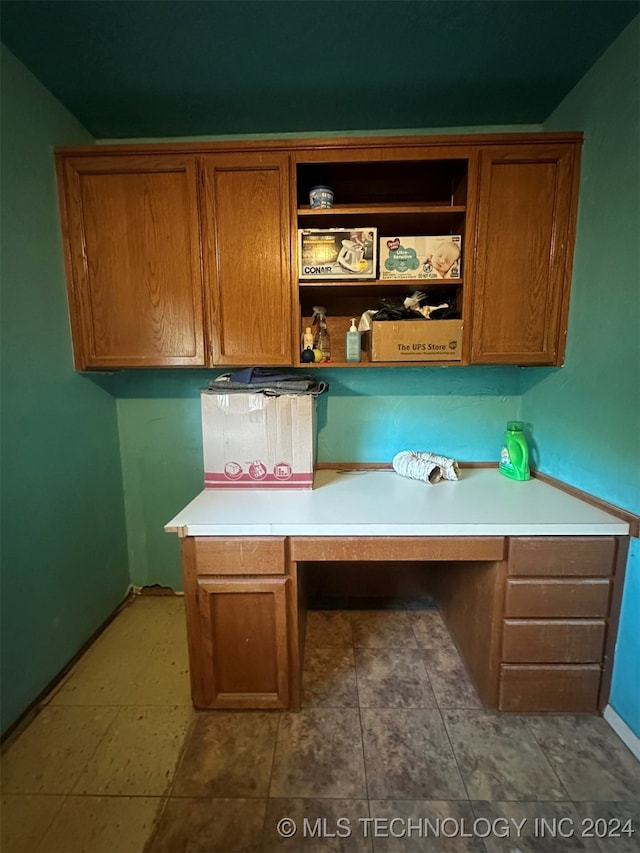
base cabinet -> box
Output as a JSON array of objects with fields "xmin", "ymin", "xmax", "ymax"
[
  {"xmin": 498, "ymin": 536, "xmax": 618, "ymax": 712},
  {"xmin": 192, "ymin": 576, "xmax": 290, "ymax": 709},
  {"xmin": 181, "ymin": 537, "xmax": 291, "ymax": 709},
  {"xmin": 178, "ymin": 533, "xmax": 625, "ymax": 714}
]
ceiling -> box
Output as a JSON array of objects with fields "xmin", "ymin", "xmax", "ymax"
[{"xmin": 1, "ymin": 0, "xmax": 638, "ymax": 139}]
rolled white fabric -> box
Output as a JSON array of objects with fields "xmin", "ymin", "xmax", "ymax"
[{"xmin": 392, "ymin": 450, "xmax": 460, "ymax": 485}]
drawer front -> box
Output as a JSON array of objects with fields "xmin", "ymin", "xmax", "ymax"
[
  {"xmin": 505, "ymin": 579, "xmax": 610, "ymax": 618},
  {"xmin": 289, "ymin": 536, "xmax": 505, "ymax": 562},
  {"xmin": 508, "ymin": 537, "xmax": 616, "ymax": 577},
  {"xmin": 499, "ymin": 664, "xmax": 601, "ymax": 712},
  {"xmin": 502, "ymin": 619, "xmax": 606, "ymax": 663},
  {"xmin": 192, "ymin": 537, "xmax": 286, "ymax": 575}
]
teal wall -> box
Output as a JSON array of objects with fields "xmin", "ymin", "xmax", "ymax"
[
  {"xmin": 532, "ymin": 18, "xmax": 639, "ymax": 736},
  {"xmin": 0, "ymin": 46, "xmax": 130, "ymax": 734}
]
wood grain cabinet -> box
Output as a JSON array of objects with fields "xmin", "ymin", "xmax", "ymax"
[
  {"xmin": 174, "ymin": 531, "xmax": 627, "ymax": 714},
  {"xmin": 200, "ymin": 152, "xmax": 293, "ymax": 365},
  {"xmin": 469, "ymin": 143, "xmax": 580, "ymax": 364},
  {"xmin": 57, "ymin": 150, "xmax": 293, "ymax": 369},
  {"xmin": 56, "ymin": 133, "xmax": 582, "ymax": 370},
  {"xmin": 181, "ymin": 537, "xmax": 291, "ymax": 709},
  {"xmin": 57, "ymin": 154, "xmax": 206, "ymax": 369},
  {"xmin": 499, "ymin": 536, "xmax": 617, "ymax": 712}
]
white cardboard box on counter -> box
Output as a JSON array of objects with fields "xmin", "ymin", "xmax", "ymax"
[{"xmin": 201, "ymin": 391, "xmax": 316, "ymax": 489}]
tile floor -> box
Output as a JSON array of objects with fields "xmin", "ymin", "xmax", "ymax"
[{"xmin": 1, "ymin": 595, "xmax": 639, "ymax": 853}]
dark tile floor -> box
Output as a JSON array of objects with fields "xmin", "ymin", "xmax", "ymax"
[
  {"xmin": 2, "ymin": 597, "xmax": 639, "ymax": 852},
  {"xmin": 147, "ymin": 601, "xmax": 640, "ymax": 853}
]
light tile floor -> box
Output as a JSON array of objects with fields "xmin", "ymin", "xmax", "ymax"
[{"xmin": 1, "ymin": 596, "xmax": 639, "ymax": 853}]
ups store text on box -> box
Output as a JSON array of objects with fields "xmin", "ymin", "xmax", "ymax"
[
  {"xmin": 201, "ymin": 391, "xmax": 316, "ymax": 489},
  {"xmin": 367, "ymin": 320, "xmax": 463, "ymax": 362}
]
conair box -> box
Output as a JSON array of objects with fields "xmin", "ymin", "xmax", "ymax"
[{"xmin": 298, "ymin": 228, "xmax": 377, "ymax": 279}]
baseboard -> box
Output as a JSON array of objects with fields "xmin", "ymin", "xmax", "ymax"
[
  {"xmin": 603, "ymin": 704, "xmax": 640, "ymax": 761},
  {"xmin": 1, "ymin": 586, "xmax": 135, "ymax": 747}
]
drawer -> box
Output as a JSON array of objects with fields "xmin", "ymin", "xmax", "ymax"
[
  {"xmin": 191, "ymin": 537, "xmax": 286, "ymax": 575},
  {"xmin": 499, "ymin": 664, "xmax": 601, "ymax": 712},
  {"xmin": 508, "ymin": 537, "xmax": 615, "ymax": 577},
  {"xmin": 504, "ymin": 578, "xmax": 610, "ymax": 618},
  {"xmin": 502, "ymin": 619, "xmax": 606, "ymax": 663},
  {"xmin": 289, "ymin": 536, "xmax": 505, "ymax": 562}
]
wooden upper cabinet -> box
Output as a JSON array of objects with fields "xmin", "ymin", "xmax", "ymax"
[
  {"xmin": 200, "ymin": 152, "xmax": 293, "ymax": 365},
  {"xmin": 57, "ymin": 154, "xmax": 206, "ymax": 369},
  {"xmin": 55, "ymin": 134, "xmax": 582, "ymax": 370},
  {"xmin": 468, "ymin": 143, "xmax": 581, "ymax": 365}
]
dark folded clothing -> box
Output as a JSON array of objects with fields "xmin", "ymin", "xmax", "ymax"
[
  {"xmin": 205, "ymin": 367, "xmax": 328, "ymax": 396},
  {"xmin": 227, "ymin": 367, "xmax": 313, "ymax": 385}
]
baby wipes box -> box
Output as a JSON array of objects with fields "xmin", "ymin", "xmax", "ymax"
[
  {"xmin": 379, "ymin": 235, "xmax": 462, "ymax": 280},
  {"xmin": 201, "ymin": 391, "xmax": 316, "ymax": 489}
]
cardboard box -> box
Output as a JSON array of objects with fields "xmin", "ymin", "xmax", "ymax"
[
  {"xmin": 379, "ymin": 235, "xmax": 462, "ymax": 280},
  {"xmin": 367, "ymin": 319, "xmax": 463, "ymax": 362},
  {"xmin": 201, "ymin": 392, "xmax": 316, "ymax": 489},
  {"xmin": 299, "ymin": 228, "xmax": 377, "ymax": 279}
]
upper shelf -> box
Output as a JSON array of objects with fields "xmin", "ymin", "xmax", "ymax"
[{"xmin": 297, "ymin": 203, "xmax": 466, "ymax": 216}]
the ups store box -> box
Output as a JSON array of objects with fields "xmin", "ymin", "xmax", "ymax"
[{"xmin": 367, "ymin": 319, "xmax": 463, "ymax": 362}]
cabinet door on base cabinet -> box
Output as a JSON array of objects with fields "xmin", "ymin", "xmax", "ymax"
[
  {"xmin": 200, "ymin": 153, "xmax": 293, "ymax": 365},
  {"xmin": 193, "ymin": 576, "xmax": 290, "ymax": 709},
  {"xmin": 58, "ymin": 155, "xmax": 206, "ymax": 369},
  {"xmin": 469, "ymin": 143, "xmax": 580, "ymax": 365}
]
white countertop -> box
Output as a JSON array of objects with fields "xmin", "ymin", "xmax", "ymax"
[{"xmin": 165, "ymin": 468, "xmax": 629, "ymax": 537}]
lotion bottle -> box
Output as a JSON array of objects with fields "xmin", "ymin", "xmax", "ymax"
[
  {"xmin": 345, "ymin": 318, "xmax": 361, "ymax": 363},
  {"xmin": 302, "ymin": 326, "xmax": 314, "ymax": 350}
]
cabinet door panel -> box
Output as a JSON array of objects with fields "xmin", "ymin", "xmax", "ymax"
[
  {"xmin": 61, "ymin": 155, "xmax": 205, "ymax": 368},
  {"xmin": 201, "ymin": 153, "xmax": 292, "ymax": 365},
  {"xmin": 470, "ymin": 144, "xmax": 579, "ymax": 365},
  {"xmin": 196, "ymin": 576, "xmax": 289, "ymax": 708}
]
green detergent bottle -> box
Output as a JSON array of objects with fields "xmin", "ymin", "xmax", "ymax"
[{"xmin": 499, "ymin": 421, "xmax": 530, "ymax": 481}]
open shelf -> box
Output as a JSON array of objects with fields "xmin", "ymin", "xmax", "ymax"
[
  {"xmin": 294, "ymin": 153, "xmax": 469, "ymax": 367},
  {"xmin": 299, "ymin": 278, "xmax": 464, "ymax": 289},
  {"xmin": 298, "ymin": 203, "xmax": 466, "ymax": 216}
]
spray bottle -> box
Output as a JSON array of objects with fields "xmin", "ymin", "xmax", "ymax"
[{"xmin": 311, "ymin": 306, "xmax": 331, "ymax": 361}]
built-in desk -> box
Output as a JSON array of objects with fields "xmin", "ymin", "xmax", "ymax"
[{"xmin": 165, "ymin": 469, "xmax": 630, "ymax": 714}]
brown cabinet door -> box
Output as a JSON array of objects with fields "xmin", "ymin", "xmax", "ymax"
[
  {"xmin": 200, "ymin": 152, "xmax": 293, "ymax": 365},
  {"xmin": 469, "ymin": 143, "xmax": 580, "ymax": 364},
  {"xmin": 195, "ymin": 576, "xmax": 290, "ymax": 709},
  {"xmin": 59, "ymin": 154, "xmax": 205, "ymax": 369}
]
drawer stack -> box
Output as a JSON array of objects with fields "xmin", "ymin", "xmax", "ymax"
[{"xmin": 499, "ymin": 537, "xmax": 616, "ymax": 712}]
